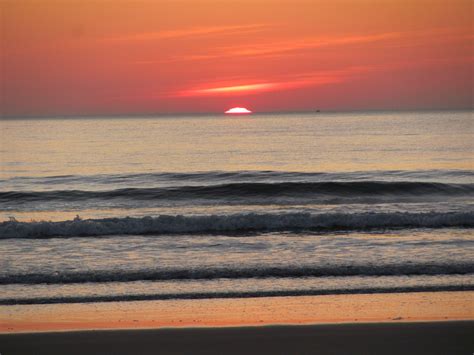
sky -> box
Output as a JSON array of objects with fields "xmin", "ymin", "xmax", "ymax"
[{"xmin": 1, "ymin": 0, "xmax": 473, "ymax": 116}]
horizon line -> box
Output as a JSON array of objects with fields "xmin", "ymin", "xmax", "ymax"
[{"xmin": 1, "ymin": 107, "xmax": 472, "ymax": 120}]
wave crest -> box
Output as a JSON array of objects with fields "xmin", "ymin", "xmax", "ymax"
[
  {"xmin": 1, "ymin": 181, "xmax": 472, "ymax": 202},
  {"xmin": 1, "ymin": 264, "xmax": 473, "ymax": 285},
  {"xmin": 1, "ymin": 211, "xmax": 473, "ymax": 238}
]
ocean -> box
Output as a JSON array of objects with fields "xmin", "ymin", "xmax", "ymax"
[{"xmin": 0, "ymin": 110, "xmax": 473, "ymax": 305}]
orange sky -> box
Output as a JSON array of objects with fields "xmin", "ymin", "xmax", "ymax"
[{"xmin": 1, "ymin": 0, "xmax": 473, "ymax": 116}]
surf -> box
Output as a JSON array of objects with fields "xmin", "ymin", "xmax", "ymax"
[{"xmin": 1, "ymin": 211, "xmax": 473, "ymax": 239}]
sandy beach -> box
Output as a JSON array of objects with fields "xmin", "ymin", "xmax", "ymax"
[
  {"xmin": 1, "ymin": 291, "xmax": 473, "ymax": 354},
  {"xmin": 1, "ymin": 321, "xmax": 473, "ymax": 355}
]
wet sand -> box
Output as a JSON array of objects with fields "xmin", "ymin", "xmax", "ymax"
[
  {"xmin": 1, "ymin": 292, "xmax": 473, "ymax": 354},
  {"xmin": 1, "ymin": 291, "xmax": 473, "ymax": 333},
  {"xmin": 1, "ymin": 321, "xmax": 473, "ymax": 355}
]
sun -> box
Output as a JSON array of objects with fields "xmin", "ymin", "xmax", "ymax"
[{"xmin": 225, "ymin": 107, "xmax": 252, "ymax": 114}]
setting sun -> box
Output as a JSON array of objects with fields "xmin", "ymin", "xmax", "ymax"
[{"xmin": 225, "ymin": 107, "xmax": 252, "ymax": 114}]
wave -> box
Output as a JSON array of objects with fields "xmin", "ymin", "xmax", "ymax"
[
  {"xmin": 1, "ymin": 181, "xmax": 473, "ymax": 203},
  {"xmin": 2, "ymin": 264, "xmax": 473, "ymax": 285},
  {"xmin": 1, "ymin": 211, "xmax": 473, "ymax": 238},
  {"xmin": 3, "ymin": 169, "xmax": 473, "ymax": 186},
  {"xmin": 2, "ymin": 285, "xmax": 473, "ymax": 305}
]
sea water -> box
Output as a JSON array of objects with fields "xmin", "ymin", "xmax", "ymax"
[{"xmin": 0, "ymin": 110, "xmax": 473, "ymax": 304}]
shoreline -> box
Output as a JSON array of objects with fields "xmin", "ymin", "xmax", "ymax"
[
  {"xmin": 2, "ymin": 318, "xmax": 472, "ymax": 335},
  {"xmin": 2, "ymin": 290, "xmax": 473, "ymax": 354},
  {"xmin": 1, "ymin": 291, "xmax": 473, "ymax": 334}
]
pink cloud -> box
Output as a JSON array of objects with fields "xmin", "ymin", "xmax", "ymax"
[
  {"xmin": 136, "ymin": 27, "xmax": 472, "ymax": 64},
  {"xmin": 104, "ymin": 24, "xmax": 270, "ymax": 42},
  {"xmin": 172, "ymin": 67, "xmax": 370, "ymax": 97}
]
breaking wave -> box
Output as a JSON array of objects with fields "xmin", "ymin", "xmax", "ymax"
[{"xmin": 1, "ymin": 211, "xmax": 473, "ymax": 239}]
